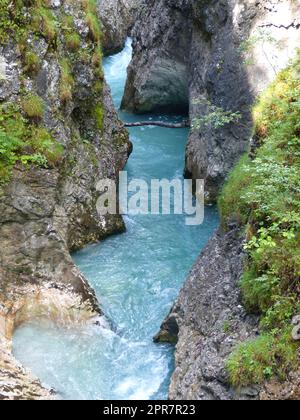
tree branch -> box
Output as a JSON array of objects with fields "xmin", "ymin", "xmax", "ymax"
[{"xmin": 124, "ymin": 120, "xmax": 190, "ymax": 129}]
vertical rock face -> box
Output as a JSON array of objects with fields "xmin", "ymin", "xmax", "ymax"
[
  {"xmin": 122, "ymin": 0, "xmax": 300, "ymax": 200},
  {"xmin": 156, "ymin": 230, "xmax": 300, "ymax": 401},
  {"xmin": 97, "ymin": 0, "xmax": 141, "ymax": 55},
  {"xmin": 186, "ymin": 0, "xmax": 300, "ymax": 201},
  {"xmin": 0, "ymin": 1, "xmax": 131, "ymax": 399},
  {"xmin": 121, "ymin": 0, "xmax": 192, "ymax": 113}
]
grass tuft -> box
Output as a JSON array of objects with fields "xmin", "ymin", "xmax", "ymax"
[
  {"xmin": 59, "ymin": 59, "xmax": 74, "ymax": 104},
  {"xmin": 22, "ymin": 94, "xmax": 45, "ymax": 119}
]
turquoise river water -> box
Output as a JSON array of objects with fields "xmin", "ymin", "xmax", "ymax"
[{"xmin": 13, "ymin": 40, "xmax": 219, "ymax": 400}]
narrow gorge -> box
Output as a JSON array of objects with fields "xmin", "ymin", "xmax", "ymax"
[{"xmin": 0, "ymin": 0, "xmax": 300, "ymax": 401}]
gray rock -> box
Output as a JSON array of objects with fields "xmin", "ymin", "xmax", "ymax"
[
  {"xmin": 0, "ymin": 43, "xmax": 21, "ymax": 102},
  {"xmin": 97, "ymin": 0, "xmax": 141, "ymax": 55}
]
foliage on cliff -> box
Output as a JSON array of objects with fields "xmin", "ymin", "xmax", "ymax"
[
  {"xmin": 219, "ymin": 50, "xmax": 300, "ymax": 387},
  {"xmin": 0, "ymin": 0, "xmax": 104, "ymax": 182}
]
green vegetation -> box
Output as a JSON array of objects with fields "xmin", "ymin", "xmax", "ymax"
[
  {"xmin": 227, "ymin": 328, "xmax": 298, "ymax": 388},
  {"xmin": 92, "ymin": 46, "xmax": 103, "ymax": 68},
  {"xmin": 0, "ymin": 0, "xmax": 105, "ymax": 181},
  {"xmin": 0, "ymin": 104, "xmax": 63, "ymax": 182},
  {"xmin": 65, "ymin": 32, "xmax": 81, "ymax": 51},
  {"xmin": 192, "ymin": 98, "xmax": 242, "ymax": 130},
  {"xmin": 22, "ymin": 94, "xmax": 45, "ymax": 119},
  {"xmin": 82, "ymin": 0, "xmax": 102, "ymax": 43},
  {"xmin": 23, "ymin": 51, "xmax": 41, "ymax": 75},
  {"xmin": 62, "ymin": 14, "xmax": 81, "ymax": 51},
  {"xmin": 94, "ymin": 104, "xmax": 104, "ymax": 131},
  {"xmin": 59, "ymin": 58, "xmax": 75, "ymax": 104},
  {"xmin": 219, "ymin": 51, "xmax": 300, "ymax": 387},
  {"xmin": 0, "ymin": 0, "xmax": 26, "ymax": 44},
  {"xmin": 32, "ymin": 4, "xmax": 58, "ymax": 42}
]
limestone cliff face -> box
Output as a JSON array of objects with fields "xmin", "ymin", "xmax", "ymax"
[
  {"xmin": 98, "ymin": 0, "xmax": 141, "ymax": 55},
  {"xmin": 0, "ymin": 1, "xmax": 131, "ymax": 399},
  {"xmin": 122, "ymin": 0, "xmax": 300, "ymax": 201}
]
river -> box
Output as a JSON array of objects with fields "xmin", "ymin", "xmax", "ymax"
[{"xmin": 13, "ymin": 39, "xmax": 219, "ymax": 400}]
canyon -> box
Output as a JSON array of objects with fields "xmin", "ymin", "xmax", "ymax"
[
  {"xmin": 0, "ymin": 0, "xmax": 299, "ymax": 401},
  {"xmin": 123, "ymin": 0, "xmax": 300, "ymax": 400}
]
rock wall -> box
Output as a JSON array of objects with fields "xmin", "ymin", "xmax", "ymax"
[
  {"xmin": 98, "ymin": 0, "xmax": 141, "ymax": 55},
  {"xmin": 122, "ymin": 0, "xmax": 300, "ymax": 201},
  {"xmin": 0, "ymin": 1, "xmax": 131, "ymax": 399},
  {"xmin": 121, "ymin": 0, "xmax": 192, "ymax": 114}
]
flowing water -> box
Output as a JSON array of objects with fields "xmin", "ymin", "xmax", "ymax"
[{"xmin": 13, "ymin": 39, "xmax": 219, "ymax": 400}]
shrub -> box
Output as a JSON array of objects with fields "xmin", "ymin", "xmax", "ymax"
[
  {"xmin": 218, "ymin": 154, "xmax": 252, "ymax": 227},
  {"xmin": 221, "ymin": 50, "xmax": 300, "ymax": 387},
  {"xmin": 227, "ymin": 328, "xmax": 298, "ymax": 388},
  {"xmin": 29, "ymin": 127, "xmax": 64, "ymax": 166},
  {"xmin": 240, "ymin": 269, "xmax": 281, "ymax": 313},
  {"xmin": 0, "ymin": 103, "xmax": 63, "ymax": 182},
  {"xmin": 192, "ymin": 98, "xmax": 242, "ymax": 130}
]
